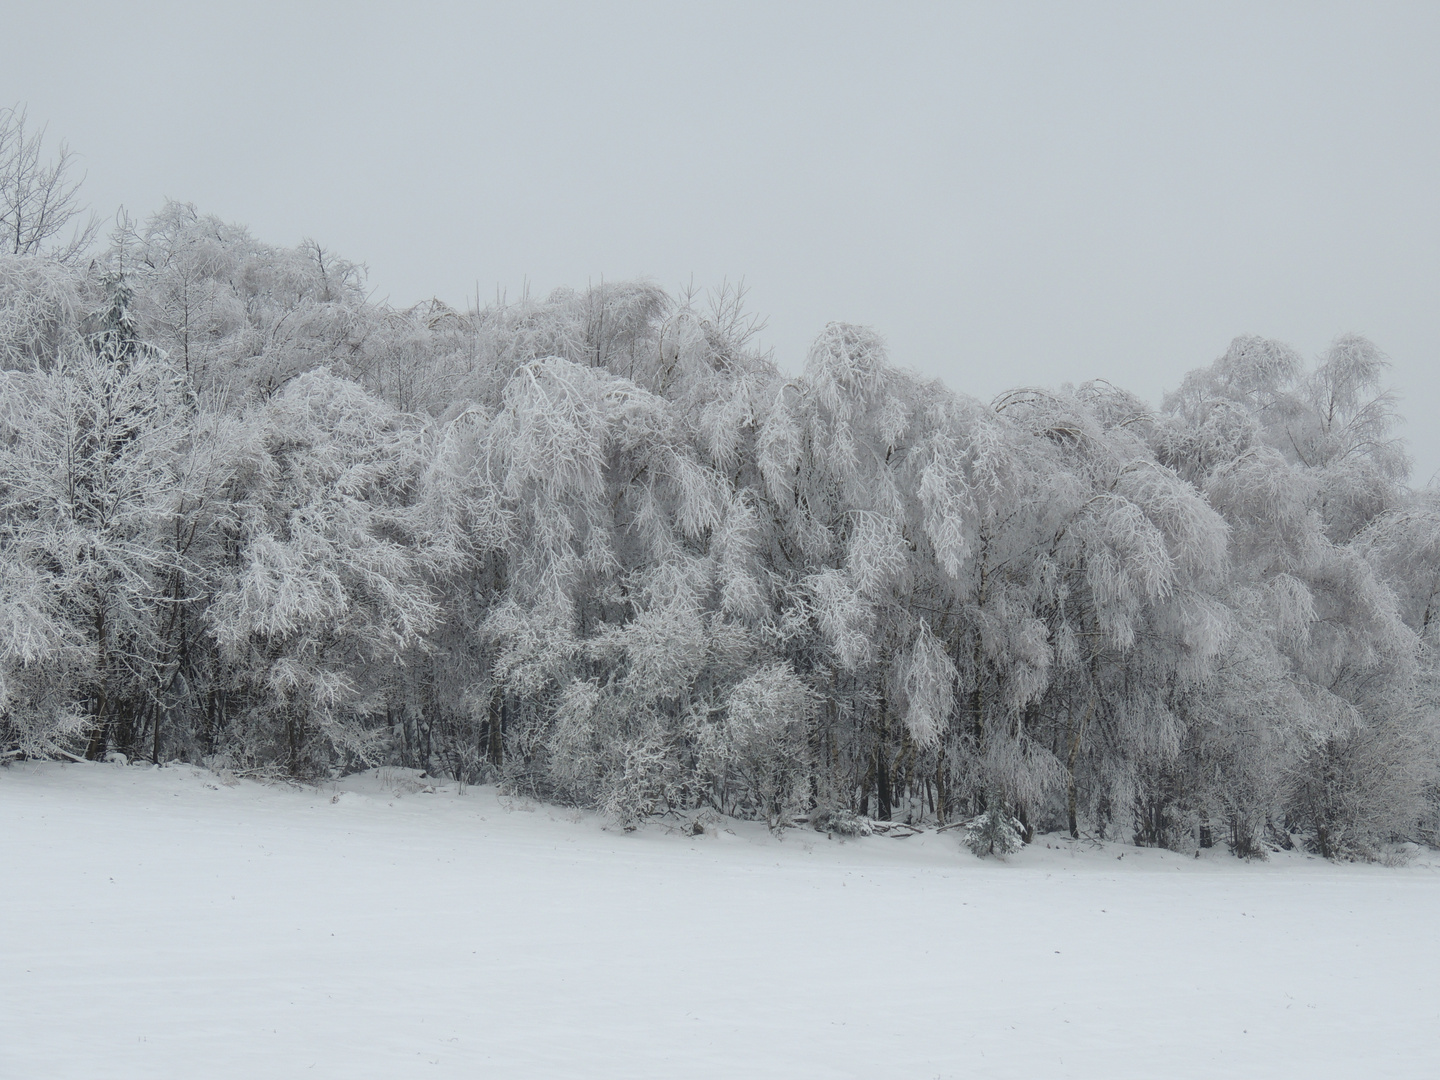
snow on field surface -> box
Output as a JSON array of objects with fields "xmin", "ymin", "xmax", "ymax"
[{"xmin": 2, "ymin": 763, "xmax": 1437, "ymax": 1080}]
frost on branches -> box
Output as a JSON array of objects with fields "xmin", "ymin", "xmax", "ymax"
[{"xmin": 1, "ymin": 203, "xmax": 1437, "ymax": 860}]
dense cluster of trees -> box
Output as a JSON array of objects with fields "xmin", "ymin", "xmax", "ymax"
[{"xmin": 2, "ymin": 122, "xmax": 1437, "ymax": 859}]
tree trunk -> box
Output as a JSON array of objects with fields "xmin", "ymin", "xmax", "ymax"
[
  {"xmin": 1016, "ymin": 802, "xmax": 1034, "ymax": 844},
  {"xmin": 875, "ymin": 746, "xmax": 892, "ymax": 822},
  {"xmin": 935, "ymin": 750, "xmax": 948, "ymax": 825},
  {"xmin": 85, "ymin": 607, "xmax": 110, "ymax": 759},
  {"xmin": 487, "ymin": 685, "xmax": 504, "ymax": 769},
  {"xmin": 875, "ymin": 663, "xmax": 893, "ymax": 821},
  {"xmin": 1066, "ymin": 696, "xmax": 1096, "ymax": 839}
]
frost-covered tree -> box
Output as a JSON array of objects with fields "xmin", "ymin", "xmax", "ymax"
[
  {"xmin": 204, "ymin": 372, "xmax": 443, "ymax": 774},
  {"xmin": 0, "ymin": 275, "xmax": 191, "ymax": 757},
  {"xmin": 0, "ymin": 251, "xmax": 83, "ymax": 371},
  {"xmin": 0, "ymin": 105, "xmax": 97, "ymax": 263},
  {"xmin": 113, "ymin": 202, "xmax": 368, "ymax": 400},
  {"xmin": 1160, "ymin": 335, "xmax": 1429, "ymax": 857}
]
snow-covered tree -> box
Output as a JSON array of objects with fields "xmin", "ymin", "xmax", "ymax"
[
  {"xmin": 0, "ymin": 105, "xmax": 97, "ymax": 263},
  {"xmin": 1160, "ymin": 335, "xmax": 1429, "ymax": 857},
  {"xmin": 0, "ymin": 275, "xmax": 191, "ymax": 757},
  {"xmin": 205, "ymin": 371, "xmax": 444, "ymax": 774}
]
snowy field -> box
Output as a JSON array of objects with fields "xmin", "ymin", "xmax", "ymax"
[{"xmin": 2, "ymin": 762, "xmax": 1438, "ymax": 1079}]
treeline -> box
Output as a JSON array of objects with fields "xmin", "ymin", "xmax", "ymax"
[{"xmin": 2, "ymin": 200, "xmax": 1438, "ymax": 859}]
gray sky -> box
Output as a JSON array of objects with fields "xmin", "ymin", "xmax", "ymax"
[{"xmin": 8, "ymin": 1, "xmax": 1439, "ymax": 482}]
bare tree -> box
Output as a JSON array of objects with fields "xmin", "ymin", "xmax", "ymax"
[{"xmin": 0, "ymin": 105, "xmax": 98, "ymax": 262}]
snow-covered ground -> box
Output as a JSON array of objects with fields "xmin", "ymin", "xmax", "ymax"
[{"xmin": 2, "ymin": 762, "xmax": 1437, "ymax": 1079}]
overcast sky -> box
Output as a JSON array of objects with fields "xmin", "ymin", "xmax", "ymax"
[{"xmin": 7, "ymin": 1, "xmax": 1438, "ymax": 482}]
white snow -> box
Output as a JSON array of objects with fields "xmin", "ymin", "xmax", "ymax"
[{"xmin": 3, "ymin": 761, "xmax": 1438, "ymax": 1079}]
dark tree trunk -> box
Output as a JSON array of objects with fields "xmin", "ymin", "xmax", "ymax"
[
  {"xmin": 85, "ymin": 608, "xmax": 109, "ymax": 760},
  {"xmin": 875, "ymin": 651, "xmax": 893, "ymax": 821},
  {"xmin": 935, "ymin": 750, "xmax": 948, "ymax": 825},
  {"xmin": 1016, "ymin": 802, "xmax": 1034, "ymax": 844},
  {"xmin": 1066, "ymin": 697, "xmax": 1096, "ymax": 840},
  {"xmin": 875, "ymin": 746, "xmax": 892, "ymax": 822},
  {"xmin": 486, "ymin": 685, "xmax": 504, "ymax": 769}
]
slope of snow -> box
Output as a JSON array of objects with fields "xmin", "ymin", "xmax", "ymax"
[{"xmin": 2, "ymin": 761, "xmax": 1437, "ymax": 1079}]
